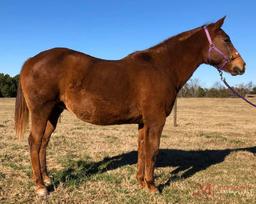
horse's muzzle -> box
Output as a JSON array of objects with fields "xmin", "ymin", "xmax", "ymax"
[{"xmin": 233, "ymin": 66, "xmax": 245, "ymax": 75}]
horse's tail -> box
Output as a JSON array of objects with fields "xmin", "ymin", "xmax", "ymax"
[{"xmin": 15, "ymin": 78, "xmax": 29, "ymax": 140}]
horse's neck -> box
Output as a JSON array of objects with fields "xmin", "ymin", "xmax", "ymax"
[
  {"xmin": 153, "ymin": 29, "xmax": 206, "ymax": 90},
  {"xmin": 172, "ymin": 38, "xmax": 205, "ymax": 89}
]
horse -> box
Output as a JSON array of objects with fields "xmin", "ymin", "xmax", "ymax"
[{"xmin": 15, "ymin": 17, "xmax": 245, "ymax": 197}]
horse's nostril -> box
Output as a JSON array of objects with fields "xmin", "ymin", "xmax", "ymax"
[{"xmin": 233, "ymin": 67, "xmax": 245, "ymax": 75}]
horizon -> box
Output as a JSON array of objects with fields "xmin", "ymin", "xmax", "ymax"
[{"xmin": 0, "ymin": 1, "xmax": 255, "ymax": 87}]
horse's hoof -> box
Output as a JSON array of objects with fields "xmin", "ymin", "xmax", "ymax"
[
  {"xmin": 144, "ymin": 181, "xmax": 159, "ymax": 193},
  {"xmin": 136, "ymin": 176, "xmax": 146, "ymax": 188},
  {"xmin": 148, "ymin": 185, "xmax": 159, "ymax": 193},
  {"xmin": 43, "ymin": 176, "xmax": 52, "ymax": 187},
  {"xmin": 138, "ymin": 180, "xmax": 146, "ymax": 188},
  {"xmin": 36, "ymin": 186, "xmax": 48, "ymax": 197}
]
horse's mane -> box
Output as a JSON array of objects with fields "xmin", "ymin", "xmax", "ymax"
[
  {"xmin": 148, "ymin": 26, "xmax": 203, "ymax": 51},
  {"xmin": 127, "ymin": 25, "xmax": 204, "ymax": 60}
]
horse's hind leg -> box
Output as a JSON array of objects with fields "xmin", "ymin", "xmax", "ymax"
[
  {"xmin": 28, "ymin": 105, "xmax": 54, "ymax": 197},
  {"xmin": 39, "ymin": 106, "xmax": 63, "ymax": 186}
]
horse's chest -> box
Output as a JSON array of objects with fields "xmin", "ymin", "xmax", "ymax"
[{"xmin": 164, "ymin": 97, "xmax": 177, "ymax": 117}]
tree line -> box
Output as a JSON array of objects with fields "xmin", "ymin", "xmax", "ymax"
[
  {"xmin": 179, "ymin": 78, "xmax": 256, "ymax": 97},
  {"xmin": 0, "ymin": 73, "xmax": 19, "ymax": 97},
  {"xmin": 0, "ymin": 73, "xmax": 255, "ymax": 98}
]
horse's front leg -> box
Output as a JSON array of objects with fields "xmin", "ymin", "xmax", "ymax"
[
  {"xmin": 143, "ymin": 117, "xmax": 165, "ymax": 192},
  {"xmin": 136, "ymin": 123, "xmax": 145, "ymax": 187}
]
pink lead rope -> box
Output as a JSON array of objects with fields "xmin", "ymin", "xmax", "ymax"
[{"xmin": 218, "ymin": 70, "xmax": 256, "ymax": 108}]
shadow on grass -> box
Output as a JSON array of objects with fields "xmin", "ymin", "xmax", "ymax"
[{"xmin": 49, "ymin": 146, "xmax": 256, "ymax": 192}]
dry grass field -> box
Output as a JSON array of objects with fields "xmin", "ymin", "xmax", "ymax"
[{"xmin": 1, "ymin": 98, "xmax": 256, "ymax": 203}]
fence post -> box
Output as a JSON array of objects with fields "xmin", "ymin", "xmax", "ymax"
[{"xmin": 173, "ymin": 98, "xmax": 178, "ymax": 127}]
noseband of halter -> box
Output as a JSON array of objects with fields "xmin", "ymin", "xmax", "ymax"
[{"xmin": 203, "ymin": 26, "xmax": 230, "ymax": 70}]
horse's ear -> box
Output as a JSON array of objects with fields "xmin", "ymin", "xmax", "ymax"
[{"xmin": 213, "ymin": 16, "xmax": 226, "ymax": 30}]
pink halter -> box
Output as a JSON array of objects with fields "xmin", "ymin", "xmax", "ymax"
[{"xmin": 203, "ymin": 26, "xmax": 230, "ymax": 70}]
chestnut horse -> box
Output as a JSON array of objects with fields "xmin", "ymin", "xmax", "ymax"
[{"xmin": 15, "ymin": 17, "xmax": 245, "ymax": 196}]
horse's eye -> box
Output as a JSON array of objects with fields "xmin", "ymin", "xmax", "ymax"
[{"xmin": 224, "ymin": 38, "xmax": 231, "ymax": 43}]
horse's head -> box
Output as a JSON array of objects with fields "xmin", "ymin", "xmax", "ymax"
[{"xmin": 203, "ymin": 17, "xmax": 246, "ymax": 76}]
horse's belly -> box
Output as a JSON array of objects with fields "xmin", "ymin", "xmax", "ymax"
[{"xmin": 65, "ymin": 96, "xmax": 140, "ymax": 125}]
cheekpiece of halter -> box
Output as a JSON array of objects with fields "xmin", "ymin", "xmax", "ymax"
[{"xmin": 203, "ymin": 26, "xmax": 229, "ymax": 70}]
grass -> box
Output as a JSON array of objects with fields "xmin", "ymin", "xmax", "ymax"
[{"xmin": 0, "ymin": 98, "xmax": 256, "ymax": 203}]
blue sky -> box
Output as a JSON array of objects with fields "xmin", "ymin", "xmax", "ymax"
[{"xmin": 0, "ymin": 0, "xmax": 255, "ymax": 87}]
